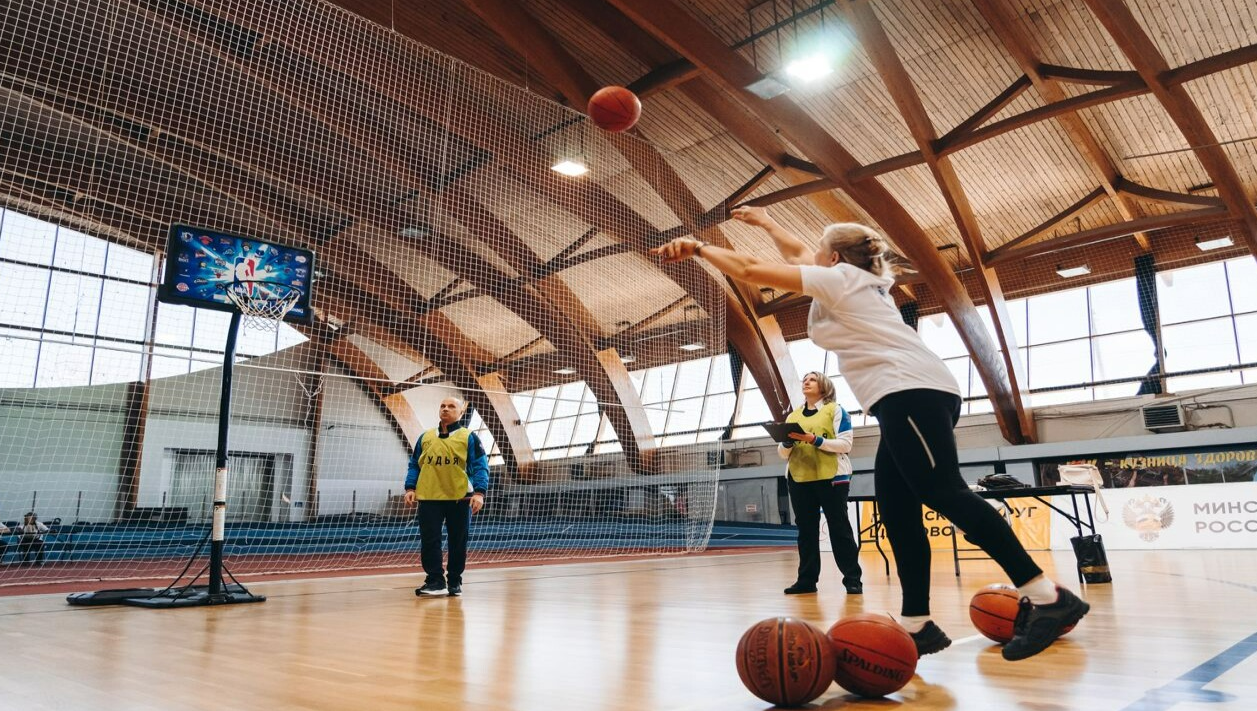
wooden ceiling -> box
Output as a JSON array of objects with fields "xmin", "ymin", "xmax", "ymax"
[{"xmin": 3, "ymin": 0, "xmax": 1256, "ymax": 457}]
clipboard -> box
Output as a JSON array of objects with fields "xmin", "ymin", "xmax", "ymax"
[{"xmin": 761, "ymin": 422, "xmax": 807, "ymax": 444}]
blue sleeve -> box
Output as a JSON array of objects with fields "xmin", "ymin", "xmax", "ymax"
[
  {"xmin": 467, "ymin": 433, "xmax": 490, "ymax": 494},
  {"xmin": 404, "ymin": 435, "xmax": 423, "ymax": 490},
  {"xmin": 837, "ymin": 407, "xmax": 853, "ymax": 435}
]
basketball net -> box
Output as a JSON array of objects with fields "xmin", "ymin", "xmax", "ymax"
[{"xmin": 221, "ymin": 281, "xmax": 301, "ymax": 332}]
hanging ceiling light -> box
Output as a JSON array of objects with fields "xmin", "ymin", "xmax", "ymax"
[
  {"xmin": 550, "ymin": 159, "xmax": 588, "ymax": 177},
  {"xmin": 1055, "ymin": 264, "xmax": 1091, "ymax": 279}
]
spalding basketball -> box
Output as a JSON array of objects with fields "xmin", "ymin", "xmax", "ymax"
[
  {"xmin": 969, "ymin": 584, "xmax": 1074, "ymax": 644},
  {"xmin": 587, "ymin": 86, "xmax": 641, "ymax": 132},
  {"xmin": 735, "ymin": 617, "xmax": 836, "ymax": 706},
  {"xmin": 826, "ymin": 613, "xmax": 917, "ymax": 698}
]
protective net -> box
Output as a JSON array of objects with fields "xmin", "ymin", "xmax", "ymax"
[{"xmin": 0, "ymin": 0, "xmax": 725, "ymax": 587}]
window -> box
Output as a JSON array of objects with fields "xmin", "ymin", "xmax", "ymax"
[
  {"xmin": 1027, "ymin": 288, "xmax": 1088, "ymax": 345},
  {"xmin": 0, "ymin": 209, "xmax": 307, "ymax": 388},
  {"xmin": 1158, "ymin": 262, "xmax": 1230, "ymax": 325}
]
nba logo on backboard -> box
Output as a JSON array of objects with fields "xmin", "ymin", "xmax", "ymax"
[{"xmin": 157, "ymin": 224, "xmax": 316, "ymax": 325}]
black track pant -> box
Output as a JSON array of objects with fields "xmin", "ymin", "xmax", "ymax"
[
  {"xmin": 788, "ymin": 477, "xmax": 863, "ymax": 588},
  {"xmin": 418, "ymin": 499, "xmax": 471, "ymax": 585},
  {"xmin": 872, "ymin": 389, "xmax": 1042, "ymax": 616}
]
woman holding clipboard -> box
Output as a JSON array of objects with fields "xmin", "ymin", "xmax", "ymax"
[
  {"xmin": 650, "ymin": 207, "xmax": 1088, "ymax": 662},
  {"xmin": 774, "ymin": 372, "xmax": 863, "ymax": 596}
]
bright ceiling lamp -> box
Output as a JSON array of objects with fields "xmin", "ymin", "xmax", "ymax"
[
  {"xmin": 1196, "ymin": 235, "xmax": 1234, "ymax": 251},
  {"xmin": 552, "ymin": 367, "xmax": 577, "ymax": 375},
  {"xmin": 550, "ymin": 159, "xmax": 588, "ymax": 177},
  {"xmin": 678, "ymin": 342, "xmax": 706, "ymax": 352},
  {"xmin": 784, "ymin": 52, "xmax": 833, "ymax": 83},
  {"xmin": 1055, "ymin": 264, "xmax": 1091, "ymax": 278}
]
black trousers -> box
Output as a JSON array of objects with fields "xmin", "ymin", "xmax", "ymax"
[
  {"xmin": 418, "ymin": 499, "xmax": 471, "ymax": 585},
  {"xmin": 17, "ymin": 537, "xmax": 44, "ymax": 565},
  {"xmin": 872, "ymin": 389, "xmax": 1042, "ymax": 616},
  {"xmin": 788, "ymin": 477, "xmax": 862, "ymax": 588}
]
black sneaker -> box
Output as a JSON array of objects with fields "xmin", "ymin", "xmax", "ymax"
[
  {"xmin": 415, "ymin": 581, "xmax": 447, "ymax": 597},
  {"xmin": 783, "ymin": 582, "xmax": 818, "ymax": 595},
  {"xmin": 447, "ymin": 583, "xmax": 462, "ymax": 597},
  {"xmin": 844, "ymin": 584, "xmax": 864, "ymax": 595},
  {"xmin": 910, "ymin": 621, "xmax": 952, "ymax": 657},
  {"xmin": 1002, "ymin": 587, "xmax": 1089, "ymax": 661}
]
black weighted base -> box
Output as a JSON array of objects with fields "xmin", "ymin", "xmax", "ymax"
[
  {"xmin": 66, "ymin": 588, "xmax": 162, "ymax": 606},
  {"xmin": 121, "ymin": 584, "xmax": 265, "ymax": 608}
]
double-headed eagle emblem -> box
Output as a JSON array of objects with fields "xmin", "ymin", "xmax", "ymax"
[{"xmin": 1123, "ymin": 495, "xmax": 1175, "ymax": 542}]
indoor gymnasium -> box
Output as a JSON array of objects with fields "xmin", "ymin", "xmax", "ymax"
[{"xmin": 2, "ymin": 0, "xmax": 1257, "ymax": 709}]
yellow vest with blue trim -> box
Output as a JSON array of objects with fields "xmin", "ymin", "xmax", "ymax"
[
  {"xmin": 786, "ymin": 401, "xmax": 839, "ymax": 483},
  {"xmin": 415, "ymin": 427, "xmax": 472, "ymax": 500}
]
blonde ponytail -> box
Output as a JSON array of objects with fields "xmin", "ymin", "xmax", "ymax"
[{"xmin": 821, "ymin": 223, "xmax": 898, "ymax": 277}]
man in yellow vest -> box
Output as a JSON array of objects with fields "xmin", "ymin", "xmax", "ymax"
[{"xmin": 404, "ymin": 397, "xmax": 489, "ymax": 597}]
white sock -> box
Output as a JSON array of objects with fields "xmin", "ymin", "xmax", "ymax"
[
  {"xmin": 898, "ymin": 615, "xmax": 931, "ymax": 633},
  {"xmin": 1018, "ymin": 576, "xmax": 1059, "ymax": 605}
]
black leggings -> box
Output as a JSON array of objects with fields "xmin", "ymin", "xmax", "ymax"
[{"xmin": 872, "ymin": 389, "xmax": 1042, "ymax": 616}]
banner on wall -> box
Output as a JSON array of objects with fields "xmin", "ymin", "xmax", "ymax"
[
  {"xmin": 854, "ymin": 498, "xmax": 1053, "ymax": 552},
  {"xmin": 1038, "ymin": 445, "xmax": 1257, "ymax": 489},
  {"xmin": 1048, "ymin": 481, "xmax": 1257, "ymax": 550}
]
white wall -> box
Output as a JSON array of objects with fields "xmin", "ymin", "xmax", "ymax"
[
  {"xmin": 312, "ymin": 363, "xmax": 412, "ymax": 517},
  {"xmin": 0, "ymin": 383, "xmax": 129, "ymax": 523},
  {"xmin": 0, "ymin": 341, "xmax": 415, "ymax": 523}
]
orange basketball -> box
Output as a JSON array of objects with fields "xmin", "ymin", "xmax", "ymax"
[
  {"xmin": 735, "ymin": 617, "xmax": 836, "ymax": 707},
  {"xmin": 826, "ymin": 613, "xmax": 917, "ymax": 698},
  {"xmin": 969, "ymin": 584, "xmax": 1075, "ymax": 644},
  {"xmin": 587, "ymin": 86, "xmax": 641, "ymax": 132}
]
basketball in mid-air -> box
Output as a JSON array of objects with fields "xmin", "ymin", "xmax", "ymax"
[
  {"xmin": 587, "ymin": 86, "xmax": 641, "ymax": 132},
  {"xmin": 734, "ymin": 617, "xmax": 836, "ymax": 706}
]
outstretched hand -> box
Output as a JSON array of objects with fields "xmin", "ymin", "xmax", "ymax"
[
  {"xmin": 649, "ymin": 237, "xmax": 702, "ymax": 264},
  {"xmin": 730, "ymin": 206, "xmax": 773, "ymax": 228}
]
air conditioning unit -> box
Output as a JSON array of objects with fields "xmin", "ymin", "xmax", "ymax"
[{"xmin": 1142, "ymin": 403, "xmax": 1187, "ymax": 433}]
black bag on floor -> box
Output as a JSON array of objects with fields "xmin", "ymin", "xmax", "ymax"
[{"xmin": 1070, "ymin": 533, "xmax": 1112, "ymax": 583}]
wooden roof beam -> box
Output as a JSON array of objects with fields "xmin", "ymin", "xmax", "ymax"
[
  {"xmin": 1115, "ymin": 178, "xmax": 1227, "ymax": 208},
  {"xmin": 606, "ymin": 0, "xmax": 1032, "ymax": 443},
  {"xmin": 986, "ymin": 206, "xmax": 1229, "ymax": 266},
  {"xmin": 1000, "ymin": 186, "xmax": 1108, "ymax": 255},
  {"xmin": 1036, "ymin": 64, "xmax": 1142, "ymax": 86},
  {"xmin": 843, "ymin": 0, "xmax": 1034, "ymax": 441},
  {"xmin": 973, "ymin": 0, "xmax": 1152, "ymax": 251},
  {"xmin": 1083, "ymin": 0, "xmax": 1257, "ymax": 256}
]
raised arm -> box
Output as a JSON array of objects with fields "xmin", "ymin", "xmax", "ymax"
[
  {"xmin": 650, "ymin": 238, "xmax": 802, "ymax": 294},
  {"xmin": 731, "ymin": 206, "xmax": 812, "ymax": 265}
]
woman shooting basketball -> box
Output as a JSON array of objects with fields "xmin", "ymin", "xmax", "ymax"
[{"xmin": 650, "ymin": 207, "xmax": 1088, "ymax": 661}]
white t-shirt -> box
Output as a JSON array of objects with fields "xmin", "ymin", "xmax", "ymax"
[{"xmin": 799, "ymin": 263, "xmax": 961, "ymax": 410}]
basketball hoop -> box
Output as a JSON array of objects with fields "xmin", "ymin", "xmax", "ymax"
[{"xmin": 220, "ymin": 281, "xmax": 302, "ymax": 331}]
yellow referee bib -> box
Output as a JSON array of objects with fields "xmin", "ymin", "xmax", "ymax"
[
  {"xmin": 786, "ymin": 402, "xmax": 838, "ymax": 483},
  {"xmin": 414, "ymin": 428, "xmax": 472, "ymax": 500}
]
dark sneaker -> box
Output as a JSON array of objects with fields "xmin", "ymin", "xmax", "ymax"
[
  {"xmin": 844, "ymin": 584, "xmax": 864, "ymax": 595},
  {"xmin": 415, "ymin": 581, "xmax": 447, "ymax": 597},
  {"xmin": 447, "ymin": 583, "xmax": 462, "ymax": 597},
  {"xmin": 784, "ymin": 582, "xmax": 818, "ymax": 595},
  {"xmin": 1002, "ymin": 587, "xmax": 1090, "ymax": 661},
  {"xmin": 910, "ymin": 621, "xmax": 952, "ymax": 657}
]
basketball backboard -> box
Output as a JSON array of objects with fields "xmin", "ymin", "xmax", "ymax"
[{"xmin": 157, "ymin": 225, "xmax": 315, "ymax": 324}]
